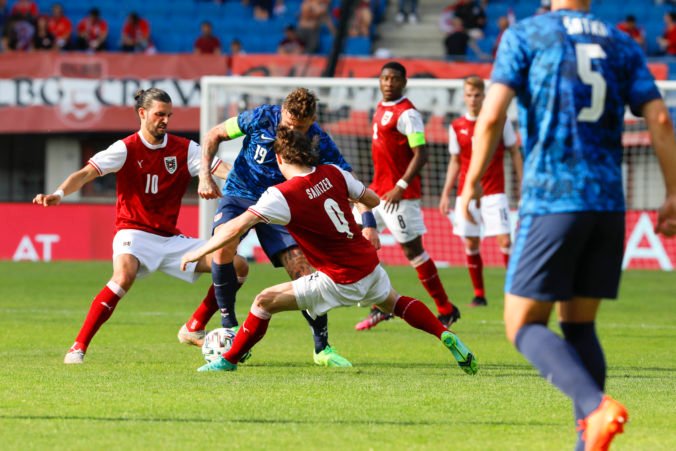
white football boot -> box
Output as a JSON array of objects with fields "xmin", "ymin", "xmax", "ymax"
[{"xmin": 177, "ymin": 324, "xmax": 206, "ymax": 347}]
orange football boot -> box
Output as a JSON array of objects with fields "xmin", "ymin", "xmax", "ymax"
[{"xmin": 578, "ymin": 395, "xmax": 629, "ymax": 451}]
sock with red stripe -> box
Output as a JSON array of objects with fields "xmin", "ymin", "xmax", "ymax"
[
  {"xmin": 411, "ymin": 252, "xmax": 454, "ymax": 316},
  {"xmin": 465, "ymin": 250, "xmax": 485, "ymax": 297},
  {"xmin": 223, "ymin": 307, "xmax": 271, "ymax": 364},
  {"xmin": 393, "ymin": 296, "xmax": 447, "ymax": 338},
  {"xmin": 71, "ymin": 281, "xmax": 125, "ymax": 353}
]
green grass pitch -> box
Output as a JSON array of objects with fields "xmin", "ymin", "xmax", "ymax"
[{"xmin": 1, "ymin": 261, "xmax": 674, "ymax": 450}]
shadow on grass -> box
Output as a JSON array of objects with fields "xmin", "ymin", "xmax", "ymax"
[{"xmin": 0, "ymin": 414, "xmax": 565, "ymax": 428}]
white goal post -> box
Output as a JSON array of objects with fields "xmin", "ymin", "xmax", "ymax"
[{"xmin": 199, "ymin": 76, "xmax": 674, "ymax": 269}]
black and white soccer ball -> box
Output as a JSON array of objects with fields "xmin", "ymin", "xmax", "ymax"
[{"xmin": 201, "ymin": 328, "xmax": 251, "ymax": 363}]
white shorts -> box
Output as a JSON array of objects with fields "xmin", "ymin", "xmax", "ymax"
[
  {"xmin": 452, "ymin": 193, "xmax": 511, "ymax": 238},
  {"xmin": 354, "ymin": 199, "xmax": 427, "ymax": 243},
  {"xmin": 292, "ymin": 265, "xmax": 391, "ymax": 318},
  {"xmin": 112, "ymin": 229, "xmax": 204, "ymax": 283}
]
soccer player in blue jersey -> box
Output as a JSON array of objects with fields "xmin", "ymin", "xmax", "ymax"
[
  {"xmin": 179, "ymin": 88, "xmax": 366, "ymax": 367},
  {"xmin": 459, "ymin": 0, "xmax": 676, "ymax": 449}
]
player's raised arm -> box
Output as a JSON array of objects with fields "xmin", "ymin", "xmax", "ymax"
[
  {"xmin": 33, "ymin": 164, "xmax": 99, "ymax": 207},
  {"xmin": 460, "ymin": 83, "xmax": 515, "ymax": 224},
  {"xmin": 198, "ymin": 116, "xmax": 242, "ymax": 199},
  {"xmin": 643, "ymin": 98, "xmax": 676, "ymax": 236},
  {"xmin": 181, "ymin": 210, "xmax": 262, "ymax": 270}
]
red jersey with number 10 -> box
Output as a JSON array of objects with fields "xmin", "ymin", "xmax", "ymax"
[
  {"xmin": 370, "ymin": 98, "xmax": 423, "ymax": 199},
  {"xmin": 275, "ymin": 165, "xmax": 379, "ymax": 284},
  {"xmin": 88, "ymin": 133, "xmax": 193, "ymax": 237}
]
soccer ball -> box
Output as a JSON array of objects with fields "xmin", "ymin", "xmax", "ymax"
[{"xmin": 201, "ymin": 328, "xmax": 251, "ymax": 364}]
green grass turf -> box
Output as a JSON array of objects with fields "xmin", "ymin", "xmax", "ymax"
[{"xmin": 0, "ymin": 262, "xmax": 674, "ymax": 450}]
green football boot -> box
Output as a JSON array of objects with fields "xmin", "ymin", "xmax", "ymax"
[
  {"xmin": 441, "ymin": 330, "xmax": 478, "ymax": 375},
  {"xmin": 197, "ymin": 357, "xmax": 238, "ymax": 372},
  {"xmin": 313, "ymin": 345, "xmax": 352, "ymax": 367}
]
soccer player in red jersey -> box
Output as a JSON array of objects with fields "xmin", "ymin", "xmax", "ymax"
[
  {"xmin": 354, "ymin": 61, "xmax": 461, "ymax": 331},
  {"xmin": 439, "ymin": 76, "xmax": 522, "ymax": 307},
  {"xmin": 33, "ymin": 88, "xmax": 234, "ymax": 364},
  {"xmin": 182, "ymin": 127, "xmax": 478, "ymax": 374}
]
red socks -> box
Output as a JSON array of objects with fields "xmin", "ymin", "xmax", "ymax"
[
  {"xmin": 393, "ymin": 296, "xmax": 447, "ymax": 339},
  {"xmin": 186, "ymin": 285, "xmax": 218, "ymax": 332},
  {"xmin": 412, "ymin": 255, "xmax": 454, "ymax": 316},
  {"xmin": 465, "ymin": 251, "xmax": 485, "ymax": 297},
  {"xmin": 72, "ymin": 282, "xmax": 125, "ymax": 352},
  {"xmin": 223, "ymin": 307, "xmax": 271, "ymax": 364}
]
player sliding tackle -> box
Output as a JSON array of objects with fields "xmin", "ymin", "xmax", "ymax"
[{"xmin": 182, "ymin": 127, "xmax": 478, "ymax": 374}]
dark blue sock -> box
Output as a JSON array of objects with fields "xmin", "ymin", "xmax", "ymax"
[
  {"xmin": 560, "ymin": 322, "xmax": 606, "ymax": 450},
  {"xmin": 515, "ymin": 324, "xmax": 604, "ymax": 418},
  {"xmin": 212, "ymin": 262, "xmax": 238, "ymax": 328},
  {"xmin": 302, "ymin": 310, "xmax": 328, "ymax": 353}
]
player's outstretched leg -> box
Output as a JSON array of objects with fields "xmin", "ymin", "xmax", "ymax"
[
  {"xmin": 178, "ymin": 284, "xmax": 215, "ymax": 347},
  {"xmin": 409, "ymin": 250, "xmax": 461, "ymax": 322},
  {"xmin": 387, "ymin": 295, "xmax": 478, "ymax": 375},
  {"xmin": 65, "ymin": 281, "xmax": 126, "ymax": 364},
  {"xmin": 179, "ymin": 256, "xmax": 249, "ymax": 346},
  {"xmin": 198, "ymin": 306, "xmax": 271, "ymax": 372},
  {"xmin": 354, "ymin": 305, "xmax": 394, "ymax": 331}
]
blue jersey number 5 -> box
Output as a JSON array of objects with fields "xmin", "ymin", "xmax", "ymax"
[{"xmin": 576, "ymin": 43, "xmax": 607, "ymax": 122}]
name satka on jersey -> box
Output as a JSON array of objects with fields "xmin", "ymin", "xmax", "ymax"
[
  {"xmin": 491, "ymin": 10, "xmax": 661, "ymax": 215},
  {"xmin": 249, "ymin": 164, "xmax": 379, "ymax": 284},
  {"xmin": 224, "ymin": 104, "xmax": 351, "ymax": 201},
  {"xmin": 88, "ymin": 132, "xmax": 210, "ymax": 237}
]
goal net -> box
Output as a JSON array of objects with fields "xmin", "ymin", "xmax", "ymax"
[{"xmin": 199, "ymin": 76, "xmax": 675, "ymax": 271}]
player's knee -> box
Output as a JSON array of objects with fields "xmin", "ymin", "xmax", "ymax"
[{"xmin": 253, "ymin": 291, "xmax": 274, "ymax": 312}]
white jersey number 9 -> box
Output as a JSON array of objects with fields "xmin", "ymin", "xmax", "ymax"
[{"xmin": 576, "ymin": 43, "xmax": 607, "ymax": 123}]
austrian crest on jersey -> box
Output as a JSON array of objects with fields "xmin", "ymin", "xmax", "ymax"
[{"xmin": 164, "ymin": 156, "xmax": 177, "ymax": 174}]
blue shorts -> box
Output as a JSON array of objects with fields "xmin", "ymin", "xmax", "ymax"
[
  {"xmin": 213, "ymin": 195, "xmax": 297, "ymax": 267},
  {"xmin": 506, "ymin": 212, "xmax": 625, "ymax": 301}
]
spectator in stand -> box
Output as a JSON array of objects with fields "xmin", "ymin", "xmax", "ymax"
[
  {"xmin": 0, "ymin": 0, "xmax": 10, "ymax": 51},
  {"xmin": 251, "ymin": 0, "xmax": 273, "ymax": 21},
  {"xmin": 396, "ymin": 0, "xmax": 419, "ymax": 25},
  {"xmin": 231, "ymin": 37, "xmax": 244, "ymax": 55},
  {"xmin": 492, "ymin": 15, "xmax": 509, "ymax": 58},
  {"xmin": 444, "ymin": 16, "xmax": 469, "ymax": 60},
  {"xmin": 2, "ymin": 12, "xmax": 33, "ymax": 50},
  {"xmin": 657, "ymin": 12, "xmax": 676, "ymax": 55},
  {"xmin": 32, "ymin": 14, "xmax": 54, "ymax": 50},
  {"xmin": 121, "ymin": 12, "xmax": 151, "ymax": 53},
  {"xmin": 47, "ymin": 3, "xmax": 71, "ymax": 51},
  {"xmin": 278, "ymin": 24, "xmax": 305, "ymax": 54},
  {"xmin": 194, "ymin": 21, "xmax": 220, "ymax": 55},
  {"xmin": 617, "ymin": 15, "xmax": 645, "ymax": 50},
  {"xmin": 297, "ymin": 0, "xmax": 334, "ymax": 54},
  {"xmin": 76, "ymin": 8, "xmax": 107, "ymax": 52},
  {"xmin": 10, "ymin": 0, "xmax": 37, "ymax": 20},
  {"xmin": 349, "ymin": 0, "xmax": 372, "ymax": 37},
  {"xmin": 454, "ymin": 0, "xmax": 486, "ymax": 39}
]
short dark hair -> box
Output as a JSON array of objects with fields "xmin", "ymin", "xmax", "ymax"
[
  {"xmin": 134, "ymin": 88, "xmax": 172, "ymax": 112},
  {"xmin": 274, "ymin": 126, "xmax": 319, "ymax": 167},
  {"xmin": 282, "ymin": 88, "xmax": 317, "ymax": 120},
  {"xmin": 669, "ymin": 12, "xmax": 676, "ymax": 22},
  {"xmin": 626, "ymin": 15, "xmax": 636, "ymax": 23},
  {"xmin": 381, "ymin": 61, "xmax": 407, "ymax": 79}
]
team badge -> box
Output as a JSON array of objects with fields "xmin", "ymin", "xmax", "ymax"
[
  {"xmin": 164, "ymin": 156, "xmax": 177, "ymax": 174},
  {"xmin": 381, "ymin": 111, "xmax": 393, "ymax": 126}
]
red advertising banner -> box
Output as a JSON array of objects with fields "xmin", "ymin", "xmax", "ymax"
[
  {"xmin": 0, "ymin": 53, "xmax": 668, "ymax": 134},
  {"xmin": 3, "ymin": 203, "xmax": 674, "ymax": 271}
]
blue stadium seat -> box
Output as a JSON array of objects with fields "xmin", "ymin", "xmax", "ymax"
[{"xmin": 344, "ymin": 36, "xmax": 371, "ymax": 56}]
